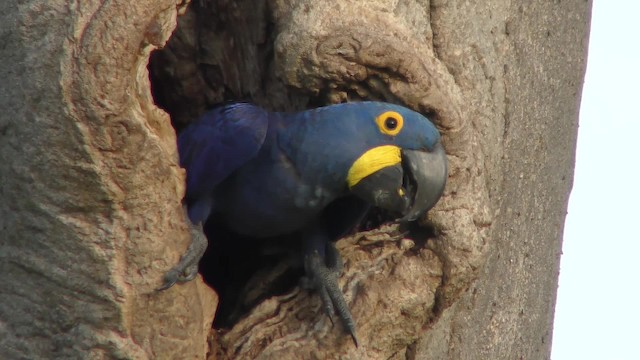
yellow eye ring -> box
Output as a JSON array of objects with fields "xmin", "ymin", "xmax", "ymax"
[{"xmin": 375, "ymin": 111, "xmax": 404, "ymax": 136}]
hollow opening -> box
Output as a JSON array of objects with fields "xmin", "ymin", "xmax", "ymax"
[
  {"xmin": 148, "ymin": 0, "xmax": 438, "ymax": 333},
  {"xmin": 147, "ymin": 0, "xmax": 316, "ymax": 330}
]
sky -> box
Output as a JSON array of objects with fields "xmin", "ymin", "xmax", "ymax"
[{"xmin": 551, "ymin": 1, "xmax": 640, "ymax": 359}]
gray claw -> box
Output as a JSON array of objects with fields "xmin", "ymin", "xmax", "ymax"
[
  {"xmin": 157, "ymin": 222, "xmax": 208, "ymax": 291},
  {"xmin": 179, "ymin": 264, "xmax": 199, "ymax": 282},
  {"xmin": 304, "ymin": 252, "xmax": 358, "ymax": 346},
  {"xmin": 318, "ymin": 285, "xmax": 336, "ymax": 325},
  {"xmin": 157, "ymin": 268, "xmax": 179, "ymax": 291}
]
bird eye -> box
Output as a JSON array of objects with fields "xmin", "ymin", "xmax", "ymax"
[
  {"xmin": 375, "ymin": 111, "xmax": 404, "ymax": 136},
  {"xmin": 385, "ymin": 117, "xmax": 398, "ymax": 130}
]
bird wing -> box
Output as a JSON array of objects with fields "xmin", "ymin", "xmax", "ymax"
[{"xmin": 178, "ymin": 103, "xmax": 269, "ymax": 222}]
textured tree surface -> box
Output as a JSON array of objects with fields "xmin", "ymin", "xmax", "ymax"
[
  {"xmin": 0, "ymin": 0, "xmax": 590, "ymax": 359},
  {"xmin": 0, "ymin": 1, "xmax": 216, "ymax": 359}
]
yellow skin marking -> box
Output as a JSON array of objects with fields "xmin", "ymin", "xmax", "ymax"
[{"xmin": 347, "ymin": 145, "xmax": 401, "ymax": 188}]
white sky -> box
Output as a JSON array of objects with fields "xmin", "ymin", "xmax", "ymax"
[{"xmin": 551, "ymin": 1, "xmax": 640, "ymax": 359}]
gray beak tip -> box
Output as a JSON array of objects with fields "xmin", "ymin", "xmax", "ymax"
[{"xmin": 399, "ymin": 142, "xmax": 448, "ymax": 222}]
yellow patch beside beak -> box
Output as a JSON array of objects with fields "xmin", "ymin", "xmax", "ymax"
[{"xmin": 347, "ymin": 145, "xmax": 401, "ymax": 188}]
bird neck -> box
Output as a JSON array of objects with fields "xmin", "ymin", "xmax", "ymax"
[{"xmin": 276, "ymin": 112, "xmax": 358, "ymax": 195}]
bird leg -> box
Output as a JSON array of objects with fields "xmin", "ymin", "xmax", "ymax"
[
  {"xmin": 302, "ymin": 224, "xmax": 358, "ymax": 346},
  {"xmin": 157, "ymin": 221, "xmax": 208, "ymax": 291}
]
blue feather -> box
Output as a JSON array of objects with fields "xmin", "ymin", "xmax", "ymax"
[{"xmin": 178, "ymin": 103, "xmax": 269, "ymax": 223}]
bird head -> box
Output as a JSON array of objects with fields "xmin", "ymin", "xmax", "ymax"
[
  {"xmin": 343, "ymin": 102, "xmax": 447, "ymax": 221},
  {"xmin": 284, "ymin": 101, "xmax": 448, "ymax": 221}
]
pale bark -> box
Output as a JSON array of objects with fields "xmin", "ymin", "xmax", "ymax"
[{"xmin": 0, "ymin": 0, "xmax": 590, "ymax": 359}]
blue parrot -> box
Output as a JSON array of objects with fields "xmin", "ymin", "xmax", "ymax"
[{"xmin": 160, "ymin": 102, "xmax": 447, "ymax": 345}]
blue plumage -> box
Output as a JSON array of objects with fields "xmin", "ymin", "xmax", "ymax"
[
  {"xmin": 178, "ymin": 103, "xmax": 269, "ymax": 223},
  {"xmin": 168, "ymin": 101, "xmax": 447, "ymax": 344},
  {"xmin": 278, "ymin": 102, "xmax": 441, "ymax": 187},
  {"xmin": 179, "ymin": 102, "xmax": 440, "ymax": 228}
]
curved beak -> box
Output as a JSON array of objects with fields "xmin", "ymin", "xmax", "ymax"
[
  {"xmin": 349, "ymin": 142, "xmax": 447, "ymax": 221},
  {"xmin": 399, "ymin": 142, "xmax": 448, "ymax": 222}
]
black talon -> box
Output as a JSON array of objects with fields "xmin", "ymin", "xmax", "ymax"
[
  {"xmin": 156, "ymin": 269, "xmax": 179, "ymax": 291},
  {"xmin": 318, "ymin": 285, "xmax": 336, "ymax": 324}
]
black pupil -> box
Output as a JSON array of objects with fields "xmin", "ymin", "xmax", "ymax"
[{"xmin": 385, "ymin": 117, "xmax": 397, "ymax": 129}]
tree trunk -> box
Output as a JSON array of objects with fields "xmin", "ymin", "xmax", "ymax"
[
  {"xmin": 0, "ymin": 1, "xmax": 216, "ymax": 359},
  {"xmin": 0, "ymin": 0, "xmax": 590, "ymax": 359}
]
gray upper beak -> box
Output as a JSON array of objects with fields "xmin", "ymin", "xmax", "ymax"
[{"xmin": 399, "ymin": 142, "xmax": 448, "ymax": 222}]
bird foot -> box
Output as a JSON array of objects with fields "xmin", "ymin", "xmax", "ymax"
[
  {"xmin": 303, "ymin": 245, "xmax": 358, "ymax": 347},
  {"xmin": 157, "ymin": 222, "xmax": 208, "ymax": 291}
]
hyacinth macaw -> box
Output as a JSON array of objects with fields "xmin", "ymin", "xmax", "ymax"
[{"xmin": 159, "ymin": 102, "xmax": 447, "ymax": 345}]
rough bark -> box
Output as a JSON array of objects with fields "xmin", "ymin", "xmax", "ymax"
[
  {"xmin": 0, "ymin": 1, "xmax": 216, "ymax": 359},
  {"xmin": 0, "ymin": 0, "xmax": 590, "ymax": 359}
]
